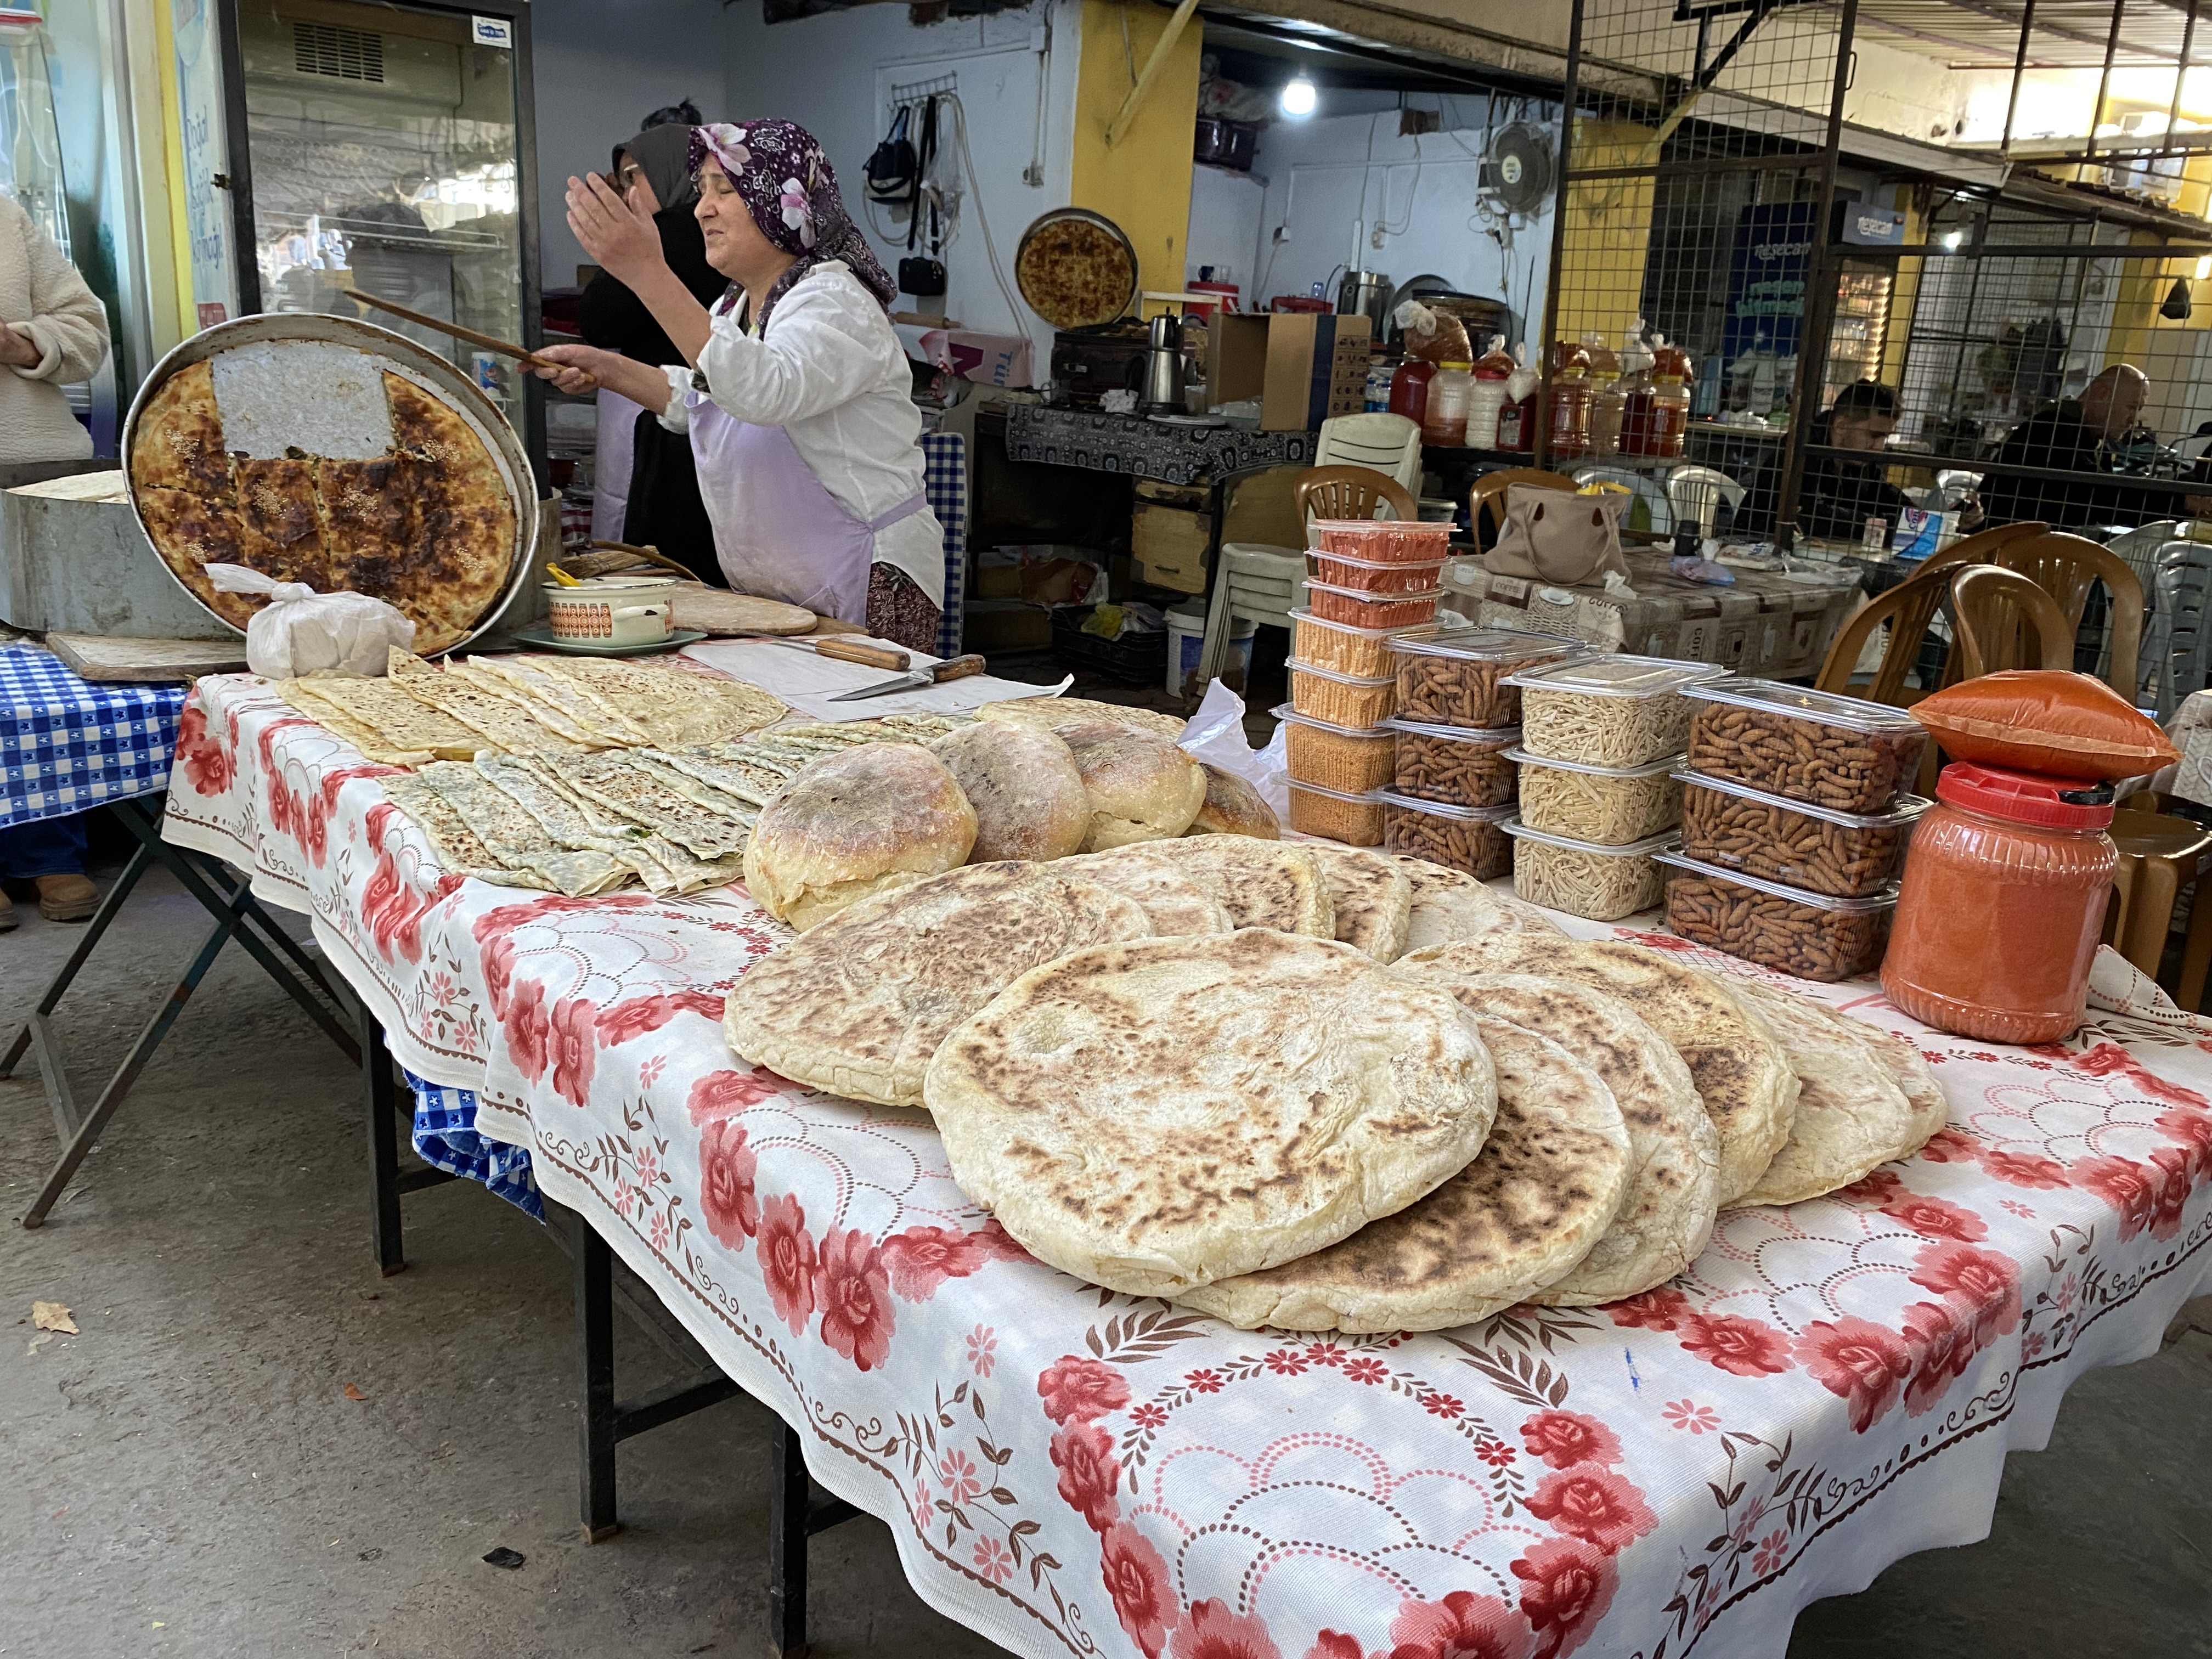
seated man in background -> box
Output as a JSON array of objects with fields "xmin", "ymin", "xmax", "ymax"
[
  {"xmin": 1743, "ymin": 380, "xmax": 1982, "ymax": 546},
  {"xmin": 1982, "ymin": 363, "xmax": 2212, "ymax": 527}
]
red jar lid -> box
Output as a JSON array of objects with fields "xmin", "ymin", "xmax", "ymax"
[{"xmin": 1934, "ymin": 761, "xmax": 2115, "ymax": 829}]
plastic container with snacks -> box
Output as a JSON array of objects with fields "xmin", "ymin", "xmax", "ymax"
[
  {"xmin": 1286, "ymin": 658, "xmax": 1396, "ymax": 727},
  {"xmin": 1502, "ymin": 819, "xmax": 1670, "ymax": 921},
  {"xmin": 1288, "ymin": 778, "xmax": 1386, "ymax": 846},
  {"xmin": 1880, "ymin": 763, "xmax": 2118, "ymax": 1041},
  {"xmin": 1307, "ymin": 579, "xmax": 1443, "ymax": 630},
  {"xmin": 1655, "ymin": 846, "xmax": 1897, "ymax": 984},
  {"xmin": 1379, "ymin": 791, "xmax": 1514, "ymax": 878},
  {"xmin": 1391, "ymin": 626, "xmax": 1581, "ymax": 730},
  {"xmin": 1278, "ymin": 705, "xmax": 1397, "ymax": 794},
  {"xmin": 1683, "ymin": 678, "xmax": 1929, "ymax": 815},
  {"xmin": 1306, "ymin": 549, "xmax": 1449, "ymax": 594},
  {"xmin": 1509, "ymin": 748, "xmax": 1682, "ymax": 846},
  {"xmin": 1383, "ymin": 718, "xmax": 1520, "ymax": 809},
  {"xmin": 1676, "ymin": 770, "xmax": 1927, "ymax": 899},
  {"xmin": 1311, "ymin": 520, "xmax": 1455, "ymax": 565},
  {"xmin": 1290, "ymin": 607, "xmax": 1432, "ymax": 679},
  {"xmin": 1504, "ymin": 654, "xmax": 1729, "ymax": 768}
]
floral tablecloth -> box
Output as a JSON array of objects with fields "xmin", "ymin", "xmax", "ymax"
[{"xmin": 165, "ymin": 673, "xmax": 2212, "ymax": 1659}]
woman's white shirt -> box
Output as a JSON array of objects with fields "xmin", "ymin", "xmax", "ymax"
[{"xmin": 658, "ymin": 261, "xmax": 942, "ymax": 605}]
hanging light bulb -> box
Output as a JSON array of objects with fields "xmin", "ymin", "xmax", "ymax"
[{"xmin": 1281, "ymin": 75, "xmax": 1317, "ymax": 117}]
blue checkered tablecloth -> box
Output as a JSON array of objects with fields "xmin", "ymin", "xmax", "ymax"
[
  {"xmin": 922, "ymin": 431, "xmax": 968, "ymax": 658},
  {"xmin": 404, "ymin": 1068, "xmax": 542, "ymax": 1217},
  {"xmin": 1, "ymin": 644, "xmax": 187, "ymax": 832}
]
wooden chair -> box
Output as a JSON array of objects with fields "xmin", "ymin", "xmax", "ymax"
[
  {"xmin": 1295, "ymin": 464, "xmax": 1418, "ymax": 528},
  {"xmin": 1813, "ymin": 557, "xmax": 1959, "ymax": 703},
  {"xmin": 1950, "ymin": 564, "xmax": 2074, "ymax": 677},
  {"xmin": 1922, "ymin": 528, "xmax": 2143, "ymax": 693},
  {"xmin": 1470, "ymin": 467, "xmax": 1577, "ymax": 545}
]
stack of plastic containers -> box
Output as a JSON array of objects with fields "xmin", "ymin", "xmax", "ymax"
[
  {"xmin": 1281, "ymin": 520, "xmax": 1454, "ymax": 844},
  {"xmin": 1656, "ymin": 679, "xmax": 1932, "ymax": 980},
  {"xmin": 1488, "ymin": 655, "xmax": 1728, "ymax": 920}
]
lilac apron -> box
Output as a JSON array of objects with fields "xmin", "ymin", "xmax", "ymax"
[{"xmin": 686, "ymin": 389, "xmax": 927, "ymax": 624}]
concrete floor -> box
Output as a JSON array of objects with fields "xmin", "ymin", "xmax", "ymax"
[{"xmin": 2, "ymin": 853, "xmax": 2208, "ymax": 1659}]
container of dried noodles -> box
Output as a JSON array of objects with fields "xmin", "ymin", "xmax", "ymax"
[
  {"xmin": 1502, "ymin": 654, "xmax": 1730, "ymax": 769},
  {"xmin": 1507, "ymin": 747, "xmax": 1682, "ymax": 846},
  {"xmin": 1498, "ymin": 818, "xmax": 1671, "ymax": 921}
]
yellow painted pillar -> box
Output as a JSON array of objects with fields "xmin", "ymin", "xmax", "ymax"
[
  {"xmin": 150, "ymin": 0, "xmax": 197, "ymax": 343},
  {"xmin": 1069, "ymin": 0, "xmax": 1201, "ymax": 297},
  {"xmin": 2105, "ymin": 231, "xmax": 2166, "ymax": 373},
  {"xmin": 1554, "ymin": 120, "xmax": 1657, "ymax": 347}
]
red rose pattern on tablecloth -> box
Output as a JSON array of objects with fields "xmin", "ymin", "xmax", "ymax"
[{"xmin": 160, "ymin": 678, "xmax": 2212, "ymax": 1659}]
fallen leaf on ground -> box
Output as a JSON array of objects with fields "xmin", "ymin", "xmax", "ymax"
[
  {"xmin": 32, "ymin": 1301, "xmax": 77, "ymax": 1335},
  {"xmin": 343, "ymin": 1384, "xmax": 368, "ymax": 1402},
  {"xmin": 482, "ymin": 1546, "xmax": 526, "ymax": 1570}
]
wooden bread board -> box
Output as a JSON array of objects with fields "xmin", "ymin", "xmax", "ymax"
[
  {"xmin": 667, "ymin": 587, "xmax": 820, "ymax": 636},
  {"xmin": 47, "ymin": 632, "xmax": 250, "ymax": 682}
]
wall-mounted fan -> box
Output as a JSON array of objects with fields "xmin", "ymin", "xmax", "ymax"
[{"xmin": 1480, "ymin": 122, "xmax": 1555, "ymax": 214}]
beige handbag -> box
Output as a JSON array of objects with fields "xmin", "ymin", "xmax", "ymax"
[{"xmin": 1483, "ymin": 484, "xmax": 1630, "ymax": 586}]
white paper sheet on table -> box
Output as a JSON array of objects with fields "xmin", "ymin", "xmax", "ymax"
[{"xmin": 682, "ymin": 637, "xmax": 1070, "ymax": 723}]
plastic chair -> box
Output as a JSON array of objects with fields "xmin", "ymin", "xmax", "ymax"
[
  {"xmin": 1663, "ymin": 465, "xmax": 1746, "ymax": 538},
  {"xmin": 2102, "ymin": 518, "xmax": 2181, "ymax": 599},
  {"xmin": 1813, "ymin": 557, "xmax": 1958, "ymax": 703},
  {"xmin": 1192, "ymin": 541, "xmax": 1307, "ymax": 703},
  {"xmin": 2106, "ymin": 803, "xmax": 2212, "ymax": 989},
  {"xmin": 1573, "ymin": 465, "xmax": 1672, "ymax": 536},
  {"xmin": 1295, "ymin": 464, "xmax": 1418, "ymax": 528},
  {"xmin": 1470, "ymin": 467, "xmax": 1577, "ymax": 544},
  {"xmin": 1313, "ymin": 412, "xmax": 1423, "ymax": 497},
  {"xmin": 1949, "ymin": 564, "xmax": 2074, "ymax": 678},
  {"xmin": 1914, "ymin": 520, "xmax": 2047, "ymax": 573},
  {"xmin": 2140, "ymin": 541, "xmax": 2212, "ymax": 720},
  {"xmin": 1970, "ymin": 530, "xmax": 2144, "ymax": 693}
]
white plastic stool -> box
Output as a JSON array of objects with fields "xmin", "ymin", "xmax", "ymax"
[{"xmin": 1194, "ymin": 543, "xmax": 1306, "ymax": 692}]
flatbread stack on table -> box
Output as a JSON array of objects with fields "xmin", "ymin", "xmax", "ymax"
[
  {"xmin": 716, "ymin": 708, "xmax": 1954, "ymax": 1327},
  {"xmin": 132, "ymin": 358, "xmax": 516, "ymax": 652}
]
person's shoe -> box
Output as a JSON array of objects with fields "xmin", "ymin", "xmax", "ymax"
[
  {"xmin": 0, "ymin": 889, "xmax": 15, "ymax": 931},
  {"xmin": 35, "ymin": 874, "xmax": 99, "ymax": 922}
]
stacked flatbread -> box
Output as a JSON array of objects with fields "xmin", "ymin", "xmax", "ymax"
[{"xmin": 132, "ymin": 360, "xmax": 515, "ymax": 652}]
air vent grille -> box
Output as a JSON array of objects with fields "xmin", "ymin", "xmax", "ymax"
[{"xmin": 294, "ymin": 20, "xmax": 385, "ymax": 82}]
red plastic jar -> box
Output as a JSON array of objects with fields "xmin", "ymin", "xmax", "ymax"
[
  {"xmin": 1389, "ymin": 359, "xmax": 1434, "ymax": 426},
  {"xmin": 1880, "ymin": 763, "xmax": 2117, "ymax": 1044}
]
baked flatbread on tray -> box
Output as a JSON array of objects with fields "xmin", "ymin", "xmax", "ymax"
[
  {"xmin": 412, "ymin": 760, "xmax": 629, "ymax": 897},
  {"xmin": 1057, "ymin": 849, "xmax": 1231, "ymax": 937},
  {"xmin": 1410, "ymin": 935, "xmax": 1798, "ymax": 1205},
  {"xmin": 137, "ymin": 487, "xmax": 257, "ymax": 629},
  {"xmin": 1395, "ymin": 858, "xmax": 1564, "ymax": 954},
  {"xmin": 1303, "ymin": 844, "xmax": 1413, "ymax": 963},
  {"xmin": 1393, "ymin": 967, "xmax": 1720, "ymax": 1304},
  {"xmin": 1725, "ymin": 981, "xmax": 1922, "ymax": 1207},
  {"xmin": 390, "ymin": 648, "xmax": 579, "ymax": 754},
  {"xmin": 725, "ymin": 861, "xmax": 1154, "ymax": 1109},
  {"xmin": 1074, "ymin": 835, "xmax": 1335, "ymax": 936},
  {"xmin": 317, "ymin": 454, "xmax": 419, "ymax": 594},
  {"xmin": 974, "ymin": 695, "xmax": 1187, "ymax": 741},
  {"xmin": 923, "ymin": 930, "xmax": 1498, "ymax": 1299},
  {"xmin": 283, "ymin": 673, "xmax": 484, "ymax": 761},
  {"xmin": 129, "ymin": 360, "xmax": 233, "ymax": 498},
  {"xmin": 232, "ymin": 457, "xmax": 330, "ymax": 590},
  {"xmin": 1178, "ymin": 1009, "xmax": 1627, "ymax": 1332},
  {"xmin": 380, "ymin": 773, "xmax": 546, "ymax": 889},
  {"xmin": 380, "ymin": 373, "xmax": 514, "ymax": 653},
  {"xmin": 518, "ymin": 654, "xmax": 783, "ymax": 748}
]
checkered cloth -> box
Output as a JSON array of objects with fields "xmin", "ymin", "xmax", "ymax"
[
  {"xmin": 922, "ymin": 431, "xmax": 968, "ymax": 657},
  {"xmin": 404, "ymin": 1068, "xmax": 543, "ymax": 1217},
  {"xmin": 0, "ymin": 644, "xmax": 187, "ymax": 832}
]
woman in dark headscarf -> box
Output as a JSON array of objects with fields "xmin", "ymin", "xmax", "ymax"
[
  {"xmin": 534, "ymin": 120, "xmax": 945, "ymax": 651},
  {"xmin": 578, "ymin": 122, "xmax": 729, "ymax": 583}
]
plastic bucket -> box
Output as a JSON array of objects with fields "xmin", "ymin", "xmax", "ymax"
[{"xmin": 1167, "ymin": 603, "xmax": 1256, "ymax": 699}]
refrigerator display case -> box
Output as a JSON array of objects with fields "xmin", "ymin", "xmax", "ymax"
[
  {"xmin": 217, "ymin": 0, "xmax": 542, "ymax": 469},
  {"xmin": 1822, "ymin": 263, "xmax": 1893, "ymax": 407}
]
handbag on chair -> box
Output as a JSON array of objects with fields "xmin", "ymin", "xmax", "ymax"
[{"xmin": 1483, "ymin": 484, "xmax": 1630, "ymax": 585}]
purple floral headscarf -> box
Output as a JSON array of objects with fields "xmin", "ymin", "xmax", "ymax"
[{"xmin": 686, "ymin": 120, "xmax": 897, "ymax": 329}]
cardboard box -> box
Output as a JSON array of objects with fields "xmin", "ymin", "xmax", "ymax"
[
  {"xmin": 1209, "ymin": 313, "xmax": 1374, "ymax": 431},
  {"xmin": 1132, "ymin": 479, "xmax": 1212, "ymax": 594},
  {"xmin": 961, "ymin": 599, "xmax": 1054, "ymax": 652}
]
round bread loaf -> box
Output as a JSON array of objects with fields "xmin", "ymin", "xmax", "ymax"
[
  {"xmin": 924, "ymin": 930, "xmax": 1498, "ymax": 1297},
  {"xmin": 742, "ymin": 743, "xmax": 978, "ymax": 932},
  {"xmin": 1409, "ymin": 936, "xmax": 1798, "ymax": 1204},
  {"xmin": 723, "ymin": 861, "xmax": 1152, "ymax": 1107},
  {"xmin": 1392, "ymin": 968, "xmax": 1720, "ymax": 1304},
  {"xmin": 1058, "ymin": 721, "xmax": 1206, "ymax": 851},
  {"xmin": 975, "ymin": 695, "xmax": 1187, "ymax": 740},
  {"xmin": 1303, "ymin": 844, "xmax": 1413, "ymax": 963},
  {"xmin": 927, "ymin": 721, "xmax": 1089, "ymax": 863},
  {"xmin": 1395, "ymin": 857, "xmax": 1562, "ymax": 953},
  {"xmin": 1181, "ymin": 1011, "xmax": 1630, "ymax": 1332},
  {"xmin": 1186, "ymin": 765, "xmax": 1280, "ymax": 838},
  {"xmin": 1725, "ymin": 980, "xmax": 1920, "ymax": 1207}
]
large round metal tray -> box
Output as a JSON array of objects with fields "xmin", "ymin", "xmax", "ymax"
[
  {"xmin": 121, "ymin": 311, "xmax": 538, "ymax": 656},
  {"xmin": 1015, "ymin": 207, "xmax": 1139, "ymax": 330}
]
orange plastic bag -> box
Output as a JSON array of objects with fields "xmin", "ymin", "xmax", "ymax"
[{"xmin": 1910, "ymin": 670, "xmax": 2180, "ymax": 780}]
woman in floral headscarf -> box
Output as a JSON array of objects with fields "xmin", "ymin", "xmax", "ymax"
[{"xmin": 534, "ymin": 120, "xmax": 945, "ymax": 650}]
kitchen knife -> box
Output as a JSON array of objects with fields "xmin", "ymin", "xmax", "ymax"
[{"xmin": 827, "ymin": 654, "xmax": 988, "ymax": 701}]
